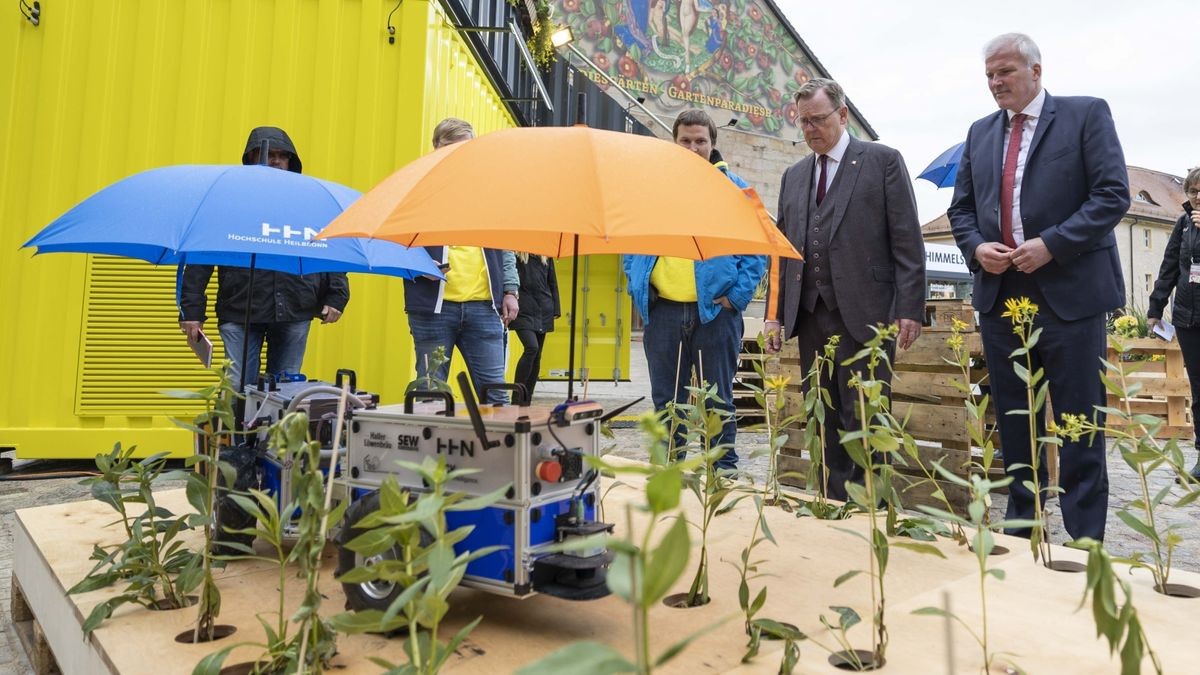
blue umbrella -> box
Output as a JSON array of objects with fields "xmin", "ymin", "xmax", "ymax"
[
  {"xmin": 23, "ymin": 163, "xmax": 442, "ymax": 392},
  {"xmin": 916, "ymin": 142, "xmax": 965, "ymax": 189},
  {"xmin": 23, "ymin": 164, "xmax": 442, "ymax": 279}
]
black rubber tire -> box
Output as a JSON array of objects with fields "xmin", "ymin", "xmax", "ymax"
[
  {"xmin": 337, "ymin": 490, "xmax": 432, "ymax": 613},
  {"xmin": 211, "ymin": 443, "xmax": 260, "ymax": 556}
]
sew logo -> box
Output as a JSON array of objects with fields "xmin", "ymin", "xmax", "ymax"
[{"xmin": 261, "ymin": 223, "xmax": 321, "ymax": 240}]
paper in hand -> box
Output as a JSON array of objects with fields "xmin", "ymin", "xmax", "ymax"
[
  {"xmin": 188, "ymin": 330, "xmax": 214, "ymax": 367},
  {"xmin": 1152, "ymin": 320, "xmax": 1176, "ymax": 342}
]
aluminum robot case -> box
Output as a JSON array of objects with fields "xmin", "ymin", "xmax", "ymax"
[{"xmin": 343, "ymin": 398, "xmax": 604, "ymax": 597}]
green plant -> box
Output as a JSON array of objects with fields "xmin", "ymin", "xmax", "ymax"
[
  {"xmin": 1057, "ymin": 338, "xmax": 1200, "ymax": 594},
  {"xmin": 1002, "ymin": 296, "xmax": 1062, "ymax": 565},
  {"xmin": 69, "ymin": 443, "xmax": 201, "ymax": 634},
  {"xmin": 328, "ymin": 457, "xmax": 508, "ymax": 674},
  {"xmin": 194, "ymin": 411, "xmax": 343, "ymax": 674},
  {"xmin": 796, "ymin": 335, "xmax": 856, "ymax": 520},
  {"xmin": 833, "ymin": 324, "xmax": 946, "ymax": 669},
  {"xmin": 1109, "ymin": 305, "xmax": 1149, "ymax": 339},
  {"xmin": 1069, "ymin": 538, "xmax": 1163, "ymax": 675},
  {"xmin": 165, "ymin": 363, "xmax": 242, "ymax": 643},
  {"xmin": 678, "ymin": 382, "xmax": 739, "ymax": 607},
  {"xmin": 915, "ymin": 465, "xmax": 1039, "ymax": 673},
  {"xmin": 507, "ymin": 0, "xmax": 556, "ymax": 69},
  {"xmin": 517, "ymin": 412, "xmax": 723, "ymax": 675},
  {"xmin": 407, "ymin": 346, "xmax": 452, "ymax": 396}
]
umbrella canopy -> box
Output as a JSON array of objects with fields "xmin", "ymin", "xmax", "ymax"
[
  {"xmin": 23, "ymin": 164, "xmax": 442, "ymax": 279},
  {"xmin": 316, "ymin": 126, "xmax": 801, "ymax": 261},
  {"xmin": 916, "ymin": 142, "xmax": 966, "ymax": 189}
]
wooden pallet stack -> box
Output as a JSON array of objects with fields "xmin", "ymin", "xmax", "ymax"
[
  {"xmin": 772, "ymin": 300, "xmax": 988, "ymax": 510},
  {"xmin": 1105, "ymin": 337, "xmax": 1193, "ymax": 440}
]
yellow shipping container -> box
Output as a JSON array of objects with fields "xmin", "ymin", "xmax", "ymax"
[{"xmin": 0, "ymin": 0, "xmax": 524, "ymax": 459}]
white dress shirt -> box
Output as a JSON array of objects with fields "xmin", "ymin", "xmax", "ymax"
[
  {"xmin": 1004, "ymin": 88, "xmax": 1046, "ymax": 245},
  {"xmin": 814, "ymin": 128, "xmax": 852, "ymax": 194}
]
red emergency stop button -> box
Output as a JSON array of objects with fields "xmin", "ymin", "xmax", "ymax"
[{"xmin": 536, "ymin": 460, "xmax": 562, "ymax": 483}]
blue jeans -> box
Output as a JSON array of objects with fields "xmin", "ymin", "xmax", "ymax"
[
  {"xmin": 409, "ymin": 301, "xmax": 509, "ymax": 405},
  {"xmin": 218, "ymin": 320, "xmax": 311, "ymax": 390},
  {"xmin": 642, "ymin": 298, "xmax": 742, "ymax": 469}
]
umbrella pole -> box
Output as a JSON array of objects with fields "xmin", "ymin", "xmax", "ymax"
[
  {"xmin": 567, "ymin": 235, "xmax": 580, "ymax": 400},
  {"xmin": 236, "ymin": 254, "xmax": 257, "ymax": 429}
]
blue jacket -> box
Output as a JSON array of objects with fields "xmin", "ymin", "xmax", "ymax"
[{"xmin": 623, "ymin": 166, "xmax": 766, "ymax": 325}]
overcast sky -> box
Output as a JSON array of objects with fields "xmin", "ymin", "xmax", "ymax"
[{"xmin": 773, "ymin": 0, "xmax": 1200, "ymax": 224}]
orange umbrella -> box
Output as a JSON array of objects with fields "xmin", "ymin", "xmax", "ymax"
[
  {"xmin": 316, "ymin": 126, "xmax": 800, "ymax": 260},
  {"xmin": 317, "ymin": 125, "xmax": 802, "ymax": 399}
]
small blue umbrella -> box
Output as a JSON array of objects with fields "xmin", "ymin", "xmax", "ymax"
[
  {"xmin": 916, "ymin": 142, "xmax": 966, "ymax": 189},
  {"xmin": 23, "ymin": 164, "xmax": 442, "ymax": 279}
]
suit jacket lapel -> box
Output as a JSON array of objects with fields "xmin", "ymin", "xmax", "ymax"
[
  {"xmin": 789, "ymin": 156, "xmax": 815, "ymax": 250},
  {"xmin": 825, "ymin": 136, "xmax": 865, "ymax": 241},
  {"xmin": 1027, "ymin": 91, "xmax": 1055, "ymax": 162}
]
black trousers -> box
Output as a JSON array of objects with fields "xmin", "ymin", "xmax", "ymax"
[
  {"xmin": 514, "ymin": 329, "xmax": 547, "ymax": 404},
  {"xmin": 1174, "ymin": 325, "xmax": 1200, "ymax": 444},
  {"xmin": 980, "ymin": 271, "xmax": 1109, "ymax": 541},
  {"xmin": 795, "ymin": 299, "xmax": 893, "ymax": 502}
]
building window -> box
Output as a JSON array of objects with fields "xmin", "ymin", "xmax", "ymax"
[
  {"xmin": 1135, "ymin": 190, "xmax": 1158, "ymax": 205},
  {"xmin": 1144, "ymin": 228, "xmax": 1152, "ymax": 248},
  {"xmin": 1145, "ymin": 273, "xmax": 1153, "ymax": 294}
]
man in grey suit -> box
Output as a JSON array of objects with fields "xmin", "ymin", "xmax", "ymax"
[{"xmin": 764, "ymin": 78, "xmax": 926, "ymax": 500}]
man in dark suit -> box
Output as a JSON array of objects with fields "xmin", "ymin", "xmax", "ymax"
[
  {"xmin": 948, "ymin": 33, "xmax": 1130, "ymax": 541},
  {"xmin": 764, "ymin": 78, "xmax": 925, "ymax": 500}
]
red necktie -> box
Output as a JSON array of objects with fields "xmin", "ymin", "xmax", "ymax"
[
  {"xmin": 1000, "ymin": 113, "xmax": 1028, "ymax": 249},
  {"xmin": 815, "ymin": 154, "xmax": 829, "ymax": 207}
]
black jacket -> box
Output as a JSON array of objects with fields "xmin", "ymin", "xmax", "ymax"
[
  {"xmin": 1149, "ymin": 203, "xmax": 1199, "ymax": 327},
  {"xmin": 510, "ymin": 255, "xmax": 560, "ymax": 333},
  {"xmin": 178, "ymin": 127, "xmax": 349, "ymax": 324}
]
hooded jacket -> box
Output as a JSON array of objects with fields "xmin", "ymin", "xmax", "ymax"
[
  {"xmin": 510, "ymin": 255, "xmax": 560, "ymax": 333},
  {"xmin": 1148, "ymin": 202, "xmax": 1200, "ymax": 328},
  {"xmin": 178, "ymin": 127, "xmax": 350, "ymax": 324}
]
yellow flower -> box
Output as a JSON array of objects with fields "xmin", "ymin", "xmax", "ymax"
[
  {"xmin": 764, "ymin": 375, "xmax": 792, "ymax": 392},
  {"xmin": 1001, "ymin": 296, "xmax": 1039, "ymax": 325},
  {"xmin": 950, "ymin": 317, "xmax": 970, "ymax": 332},
  {"xmin": 945, "ymin": 334, "xmax": 964, "ymax": 351}
]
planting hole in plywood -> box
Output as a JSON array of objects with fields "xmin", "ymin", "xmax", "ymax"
[
  {"xmin": 1158, "ymin": 583, "xmax": 1200, "ymax": 599},
  {"xmin": 662, "ymin": 592, "xmax": 711, "ymax": 608},
  {"xmin": 829, "ymin": 649, "xmax": 884, "ymax": 671},
  {"xmin": 1045, "ymin": 560, "xmax": 1087, "ymax": 573},
  {"xmin": 150, "ymin": 595, "xmax": 198, "ymax": 610},
  {"xmin": 174, "ymin": 625, "xmax": 237, "ymax": 643}
]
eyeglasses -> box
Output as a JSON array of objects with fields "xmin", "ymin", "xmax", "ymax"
[
  {"xmin": 798, "ymin": 109, "xmax": 838, "ymax": 128},
  {"xmin": 1187, "ymin": 189, "xmax": 1200, "ymax": 198}
]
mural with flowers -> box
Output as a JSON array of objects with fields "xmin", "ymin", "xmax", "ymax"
[{"xmin": 554, "ymin": 0, "xmax": 868, "ymax": 138}]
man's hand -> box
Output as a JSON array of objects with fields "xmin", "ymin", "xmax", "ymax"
[
  {"xmin": 896, "ymin": 318, "xmax": 921, "ymax": 350},
  {"xmin": 973, "ymin": 242, "xmax": 1014, "ymax": 274},
  {"xmin": 1191, "ymin": 211, "xmax": 1200, "ymax": 228},
  {"xmin": 1010, "ymin": 237, "xmax": 1053, "ymax": 273},
  {"xmin": 320, "ymin": 306, "xmax": 343, "ymax": 324},
  {"xmin": 179, "ymin": 320, "xmax": 204, "ymax": 341},
  {"xmin": 763, "ymin": 319, "xmax": 783, "ymax": 354},
  {"xmin": 1148, "ymin": 317, "xmax": 1161, "ymax": 331},
  {"xmin": 501, "ymin": 293, "xmax": 520, "ymax": 326},
  {"xmin": 713, "ymin": 296, "xmax": 734, "ymax": 310}
]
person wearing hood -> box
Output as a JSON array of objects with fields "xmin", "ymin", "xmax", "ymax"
[
  {"xmin": 1147, "ymin": 166, "xmax": 1200, "ymax": 482},
  {"xmin": 178, "ymin": 126, "xmax": 350, "ymax": 388},
  {"xmin": 510, "ymin": 252, "xmax": 560, "ymax": 404}
]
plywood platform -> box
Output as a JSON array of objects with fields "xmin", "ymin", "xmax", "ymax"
[{"xmin": 14, "ymin": 465, "xmax": 1200, "ymax": 674}]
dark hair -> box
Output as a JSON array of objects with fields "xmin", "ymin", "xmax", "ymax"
[{"xmin": 673, "ymin": 109, "xmax": 717, "ymax": 144}]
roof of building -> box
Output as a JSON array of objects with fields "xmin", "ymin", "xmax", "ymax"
[
  {"xmin": 1127, "ymin": 165, "xmax": 1188, "ymax": 223},
  {"xmin": 921, "ymin": 166, "xmax": 1188, "ymax": 237}
]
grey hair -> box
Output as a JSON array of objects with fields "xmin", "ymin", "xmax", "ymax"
[
  {"xmin": 794, "ymin": 78, "xmax": 846, "ymax": 109},
  {"xmin": 984, "ymin": 33, "xmax": 1041, "ymax": 67}
]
